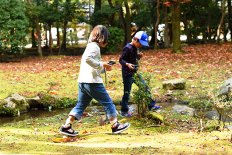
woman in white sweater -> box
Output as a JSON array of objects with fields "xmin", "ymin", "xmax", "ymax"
[{"xmin": 60, "ymin": 25, "xmax": 130, "ymax": 136}]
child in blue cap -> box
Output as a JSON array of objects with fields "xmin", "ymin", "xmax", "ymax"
[{"xmin": 119, "ymin": 31, "xmax": 161, "ymax": 117}]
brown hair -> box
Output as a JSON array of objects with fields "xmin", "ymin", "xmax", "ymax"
[{"xmin": 88, "ymin": 25, "xmax": 109, "ymax": 44}]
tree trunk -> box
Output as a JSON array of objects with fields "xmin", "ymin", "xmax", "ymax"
[
  {"xmin": 56, "ymin": 23, "xmax": 60, "ymax": 47},
  {"xmin": 31, "ymin": 28, "xmax": 37, "ymax": 48},
  {"xmin": 116, "ymin": 2, "xmax": 127, "ymax": 45},
  {"xmin": 59, "ymin": 21, "xmax": 68, "ymax": 54},
  {"xmin": 182, "ymin": 9, "xmax": 193, "ymax": 44},
  {"xmin": 49, "ymin": 24, "xmax": 53, "ymax": 55},
  {"xmin": 93, "ymin": 0, "xmax": 101, "ymax": 27},
  {"xmin": 45, "ymin": 27, "xmax": 48, "ymax": 47},
  {"xmin": 171, "ymin": 2, "xmax": 182, "ymax": 53},
  {"xmin": 35, "ymin": 21, "xmax": 42, "ymax": 57},
  {"xmin": 216, "ymin": 0, "xmax": 226, "ymax": 43},
  {"xmin": 228, "ymin": 0, "xmax": 232, "ymax": 40},
  {"xmin": 107, "ymin": 0, "xmax": 116, "ymax": 26},
  {"xmin": 164, "ymin": 5, "xmax": 170, "ymax": 48},
  {"xmin": 154, "ymin": 0, "xmax": 160, "ymax": 49},
  {"xmin": 124, "ymin": 0, "xmax": 131, "ymax": 44},
  {"xmin": 94, "ymin": 0, "xmax": 101, "ymax": 13}
]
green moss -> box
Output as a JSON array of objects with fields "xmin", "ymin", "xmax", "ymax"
[
  {"xmin": 0, "ymin": 100, "xmax": 18, "ymax": 116},
  {"xmin": 204, "ymin": 120, "xmax": 220, "ymax": 131},
  {"xmin": 146, "ymin": 112, "xmax": 164, "ymax": 124}
]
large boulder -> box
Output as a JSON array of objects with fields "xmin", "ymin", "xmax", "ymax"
[
  {"xmin": 216, "ymin": 78, "xmax": 232, "ymax": 122},
  {"xmin": 0, "ymin": 92, "xmax": 76, "ymax": 117},
  {"xmin": 218, "ymin": 77, "xmax": 232, "ymax": 99}
]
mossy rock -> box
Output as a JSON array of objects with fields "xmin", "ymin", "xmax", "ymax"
[
  {"xmin": 146, "ymin": 112, "xmax": 164, "ymax": 125},
  {"xmin": 37, "ymin": 92, "xmax": 76, "ymax": 109},
  {"xmin": 1, "ymin": 94, "xmax": 29, "ymax": 116},
  {"xmin": 163, "ymin": 78, "xmax": 186, "ymax": 90},
  {"xmin": 54, "ymin": 97, "xmax": 76, "ymax": 109},
  {"xmin": 10, "ymin": 97, "xmax": 29, "ymax": 113},
  {"xmin": 0, "ymin": 100, "xmax": 18, "ymax": 116},
  {"xmin": 37, "ymin": 92, "xmax": 60, "ymax": 109}
]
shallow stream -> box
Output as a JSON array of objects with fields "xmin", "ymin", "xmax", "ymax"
[
  {"xmin": 0, "ymin": 108, "xmax": 71, "ymax": 125},
  {"xmin": 0, "ymin": 106, "xmax": 106, "ymax": 125}
]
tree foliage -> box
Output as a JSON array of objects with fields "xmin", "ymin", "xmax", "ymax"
[
  {"xmin": 0, "ymin": 0, "xmax": 231, "ymax": 58},
  {"xmin": 0, "ymin": 0, "xmax": 28, "ymax": 55}
]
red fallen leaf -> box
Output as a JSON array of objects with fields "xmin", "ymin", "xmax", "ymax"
[
  {"xmin": 49, "ymin": 91, "xmax": 58, "ymax": 95},
  {"xmin": 82, "ymin": 130, "xmax": 89, "ymax": 134},
  {"xmin": 52, "ymin": 137, "xmax": 77, "ymax": 143},
  {"xmin": 164, "ymin": 1, "xmax": 172, "ymax": 7}
]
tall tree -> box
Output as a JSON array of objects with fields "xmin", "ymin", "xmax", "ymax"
[
  {"xmin": 104, "ymin": 0, "xmax": 131, "ymax": 45},
  {"xmin": 164, "ymin": 0, "xmax": 191, "ymax": 53},
  {"xmin": 0, "ymin": 0, "xmax": 28, "ymax": 57},
  {"xmin": 154, "ymin": 0, "xmax": 161, "ymax": 49},
  {"xmin": 53, "ymin": 0, "xmax": 62, "ymax": 47},
  {"xmin": 42, "ymin": 1, "xmax": 56, "ymax": 54},
  {"xmin": 227, "ymin": 0, "xmax": 232, "ymax": 40},
  {"xmin": 59, "ymin": 0, "xmax": 78, "ymax": 53},
  {"xmin": 216, "ymin": 0, "xmax": 226, "ymax": 42},
  {"xmin": 25, "ymin": 0, "xmax": 46, "ymax": 57},
  {"xmin": 124, "ymin": 0, "xmax": 132, "ymax": 44},
  {"xmin": 181, "ymin": 0, "xmax": 222, "ymax": 43},
  {"xmin": 163, "ymin": 3, "xmax": 171, "ymax": 48},
  {"xmin": 171, "ymin": 1, "xmax": 181, "ymax": 53}
]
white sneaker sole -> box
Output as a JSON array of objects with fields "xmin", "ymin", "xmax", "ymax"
[
  {"xmin": 112, "ymin": 123, "xmax": 130, "ymax": 134},
  {"xmin": 59, "ymin": 131, "xmax": 78, "ymax": 137}
]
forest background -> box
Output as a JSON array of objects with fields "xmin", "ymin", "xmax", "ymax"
[
  {"xmin": 0, "ymin": 0, "xmax": 231, "ymax": 57},
  {"xmin": 0, "ymin": 0, "xmax": 232, "ymax": 154}
]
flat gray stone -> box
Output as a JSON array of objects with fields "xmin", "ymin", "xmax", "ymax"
[{"xmin": 163, "ymin": 78, "xmax": 186, "ymax": 90}]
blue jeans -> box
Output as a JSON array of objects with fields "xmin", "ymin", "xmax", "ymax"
[
  {"xmin": 69, "ymin": 83, "xmax": 117, "ymax": 120},
  {"xmin": 121, "ymin": 73, "xmax": 155, "ymax": 113}
]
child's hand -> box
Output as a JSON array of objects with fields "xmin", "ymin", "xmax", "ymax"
[
  {"xmin": 138, "ymin": 52, "xmax": 143, "ymax": 59},
  {"xmin": 103, "ymin": 62, "xmax": 112, "ymax": 71},
  {"xmin": 126, "ymin": 63, "xmax": 135, "ymax": 70}
]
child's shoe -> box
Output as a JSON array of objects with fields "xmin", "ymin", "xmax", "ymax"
[
  {"xmin": 148, "ymin": 100, "xmax": 161, "ymax": 111},
  {"xmin": 150, "ymin": 105, "xmax": 161, "ymax": 111},
  {"xmin": 120, "ymin": 111, "xmax": 133, "ymax": 117},
  {"xmin": 59, "ymin": 124, "xmax": 78, "ymax": 137},
  {"xmin": 112, "ymin": 122, "xmax": 130, "ymax": 134}
]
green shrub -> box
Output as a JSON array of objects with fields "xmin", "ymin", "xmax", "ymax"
[
  {"xmin": 103, "ymin": 27, "xmax": 124, "ymax": 53},
  {"xmin": 54, "ymin": 97, "xmax": 76, "ymax": 109},
  {"xmin": 38, "ymin": 92, "xmax": 76, "ymax": 110},
  {"xmin": 189, "ymin": 93, "xmax": 212, "ymax": 132},
  {"xmin": 132, "ymin": 72, "xmax": 153, "ymax": 116},
  {"xmin": 210, "ymin": 93, "xmax": 232, "ymax": 128}
]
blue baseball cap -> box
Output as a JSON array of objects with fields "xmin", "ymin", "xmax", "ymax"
[{"xmin": 134, "ymin": 31, "xmax": 149, "ymax": 47}]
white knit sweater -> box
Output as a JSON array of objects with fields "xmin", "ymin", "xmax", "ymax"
[{"xmin": 78, "ymin": 42, "xmax": 104, "ymax": 83}]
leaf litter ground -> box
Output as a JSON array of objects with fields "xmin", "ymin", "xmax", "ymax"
[{"xmin": 0, "ymin": 43, "xmax": 232, "ymax": 154}]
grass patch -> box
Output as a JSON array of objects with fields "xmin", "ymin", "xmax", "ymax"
[
  {"xmin": 0, "ymin": 44, "xmax": 232, "ymax": 154},
  {"xmin": 0, "ymin": 110, "xmax": 231, "ymax": 154}
]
